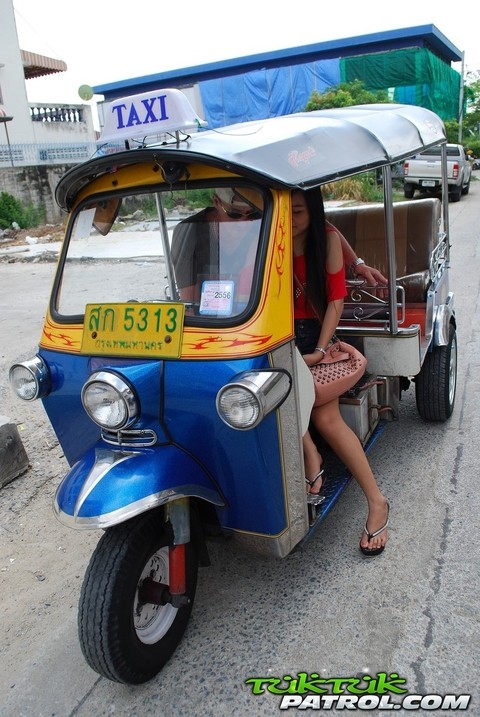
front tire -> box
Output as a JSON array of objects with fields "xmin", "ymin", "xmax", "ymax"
[
  {"xmin": 415, "ymin": 323, "xmax": 457, "ymax": 421},
  {"xmin": 78, "ymin": 509, "xmax": 198, "ymax": 684}
]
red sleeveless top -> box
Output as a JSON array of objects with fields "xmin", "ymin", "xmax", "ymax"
[{"xmin": 293, "ymin": 253, "xmax": 347, "ymax": 319}]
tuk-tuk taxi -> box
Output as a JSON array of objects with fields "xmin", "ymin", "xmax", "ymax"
[{"xmin": 9, "ymin": 89, "xmax": 456, "ymax": 684}]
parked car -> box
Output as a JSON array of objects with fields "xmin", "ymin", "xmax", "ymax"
[{"xmin": 403, "ymin": 143, "xmax": 472, "ymax": 201}]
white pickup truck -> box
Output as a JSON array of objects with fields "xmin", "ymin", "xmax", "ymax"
[{"xmin": 403, "ymin": 143, "xmax": 472, "ymax": 202}]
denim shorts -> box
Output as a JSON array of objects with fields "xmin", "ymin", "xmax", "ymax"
[{"xmin": 294, "ymin": 318, "xmax": 321, "ymax": 355}]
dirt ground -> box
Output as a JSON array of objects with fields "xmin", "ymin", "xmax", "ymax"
[
  {"xmin": 0, "ymin": 256, "xmax": 100, "ymax": 701},
  {"xmin": 0, "ymin": 222, "xmax": 65, "ymax": 250}
]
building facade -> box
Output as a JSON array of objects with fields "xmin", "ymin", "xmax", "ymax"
[
  {"xmin": 93, "ymin": 25, "xmax": 463, "ymax": 134},
  {"xmin": 0, "ymin": 0, "xmax": 97, "ymax": 168}
]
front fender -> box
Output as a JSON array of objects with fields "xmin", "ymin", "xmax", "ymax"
[{"xmin": 54, "ymin": 444, "xmax": 225, "ymax": 529}]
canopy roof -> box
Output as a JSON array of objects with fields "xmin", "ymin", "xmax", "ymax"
[{"xmin": 56, "ymin": 103, "xmax": 446, "ymax": 210}]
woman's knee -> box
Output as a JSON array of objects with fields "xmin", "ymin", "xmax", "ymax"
[{"xmin": 312, "ymin": 403, "xmax": 341, "ymax": 435}]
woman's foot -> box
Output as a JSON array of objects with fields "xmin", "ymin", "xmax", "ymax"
[
  {"xmin": 359, "ymin": 499, "xmax": 389, "ymax": 556},
  {"xmin": 306, "ymin": 468, "xmax": 326, "ymax": 505},
  {"xmin": 305, "ymin": 468, "xmax": 324, "ymax": 495}
]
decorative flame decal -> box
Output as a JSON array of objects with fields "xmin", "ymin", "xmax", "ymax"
[
  {"xmin": 185, "ymin": 333, "xmax": 273, "ymax": 351},
  {"xmin": 41, "ymin": 316, "xmax": 83, "ymax": 352}
]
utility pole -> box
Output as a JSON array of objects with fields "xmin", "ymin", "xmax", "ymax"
[{"xmin": 458, "ymin": 51, "xmax": 465, "ymax": 144}]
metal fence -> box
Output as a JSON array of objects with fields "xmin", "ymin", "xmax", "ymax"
[{"xmin": 0, "ymin": 141, "xmax": 99, "ymax": 168}]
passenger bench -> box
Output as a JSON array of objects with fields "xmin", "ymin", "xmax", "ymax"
[{"xmin": 325, "ymin": 198, "xmax": 441, "ymax": 332}]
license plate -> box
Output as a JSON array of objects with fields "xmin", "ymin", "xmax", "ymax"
[
  {"xmin": 422, "ymin": 180, "xmax": 436, "ymax": 187},
  {"xmin": 82, "ymin": 303, "xmax": 185, "ymax": 358}
]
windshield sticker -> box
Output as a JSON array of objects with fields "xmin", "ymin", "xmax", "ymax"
[
  {"xmin": 199, "ymin": 280, "xmax": 235, "ymax": 316},
  {"xmin": 73, "ymin": 207, "xmax": 96, "ymax": 241}
]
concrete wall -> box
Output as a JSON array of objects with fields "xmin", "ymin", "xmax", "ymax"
[{"xmin": 0, "ymin": 165, "xmax": 71, "ymax": 224}]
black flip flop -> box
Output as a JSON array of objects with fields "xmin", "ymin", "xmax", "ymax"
[
  {"xmin": 360, "ymin": 501, "xmax": 390, "ymax": 557},
  {"xmin": 306, "ymin": 468, "xmax": 326, "ymax": 505}
]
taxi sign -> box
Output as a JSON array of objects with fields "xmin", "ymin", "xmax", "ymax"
[
  {"xmin": 82, "ymin": 302, "xmax": 185, "ymax": 358},
  {"xmin": 100, "ymin": 88, "xmax": 207, "ymax": 144}
]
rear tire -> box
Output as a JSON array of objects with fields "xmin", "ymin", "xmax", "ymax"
[
  {"xmin": 404, "ymin": 183, "xmax": 415, "ymax": 199},
  {"xmin": 78, "ymin": 509, "xmax": 198, "ymax": 684},
  {"xmin": 449, "ymin": 185, "xmax": 462, "ymax": 202},
  {"xmin": 415, "ymin": 323, "xmax": 457, "ymax": 421}
]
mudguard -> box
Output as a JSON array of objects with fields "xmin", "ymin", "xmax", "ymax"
[
  {"xmin": 433, "ymin": 295, "xmax": 455, "ymax": 347},
  {"xmin": 53, "ymin": 444, "xmax": 225, "ymax": 529}
]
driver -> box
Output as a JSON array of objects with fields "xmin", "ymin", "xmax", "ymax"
[{"xmin": 171, "ymin": 188, "xmax": 263, "ymax": 307}]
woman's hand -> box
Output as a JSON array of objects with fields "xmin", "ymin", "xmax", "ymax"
[
  {"xmin": 302, "ymin": 351, "xmax": 325, "ymax": 367},
  {"xmin": 354, "ymin": 263, "xmax": 388, "ymax": 299}
]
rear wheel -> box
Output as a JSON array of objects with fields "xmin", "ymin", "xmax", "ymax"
[
  {"xmin": 404, "ymin": 182, "xmax": 415, "ymax": 199},
  {"xmin": 78, "ymin": 509, "xmax": 198, "ymax": 684},
  {"xmin": 415, "ymin": 323, "xmax": 457, "ymax": 421},
  {"xmin": 449, "ymin": 185, "xmax": 462, "ymax": 202}
]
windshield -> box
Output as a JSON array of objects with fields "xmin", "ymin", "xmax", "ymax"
[{"xmin": 53, "ymin": 184, "xmax": 265, "ymax": 322}]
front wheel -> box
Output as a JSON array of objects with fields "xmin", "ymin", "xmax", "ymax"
[
  {"xmin": 415, "ymin": 323, "xmax": 457, "ymax": 421},
  {"xmin": 78, "ymin": 509, "xmax": 198, "ymax": 684}
]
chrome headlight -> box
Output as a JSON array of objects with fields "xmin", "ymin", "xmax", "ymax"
[
  {"xmin": 216, "ymin": 370, "xmax": 291, "ymax": 430},
  {"xmin": 9, "ymin": 356, "xmax": 51, "ymax": 401},
  {"xmin": 81, "ymin": 371, "xmax": 139, "ymax": 430}
]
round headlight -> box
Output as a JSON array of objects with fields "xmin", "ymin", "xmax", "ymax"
[
  {"xmin": 81, "ymin": 371, "xmax": 138, "ymax": 430},
  {"xmin": 217, "ymin": 385, "xmax": 261, "ymax": 429},
  {"xmin": 9, "ymin": 356, "xmax": 50, "ymax": 401},
  {"xmin": 216, "ymin": 370, "xmax": 291, "ymax": 430}
]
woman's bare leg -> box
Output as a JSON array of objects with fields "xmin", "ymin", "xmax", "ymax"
[
  {"xmin": 303, "ymin": 430, "xmax": 323, "ymax": 493},
  {"xmin": 311, "ymin": 400, "xmax": 388, "ymax": 551}
]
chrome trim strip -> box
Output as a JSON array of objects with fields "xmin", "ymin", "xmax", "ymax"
[
  {"xmin": 101, "ymin": 428, "xmax": 158, "ymax": 447},
  {"xmin": 74, "ymin": 449, "xmax": 136, "ymax": 519},
  {"xmin": 54, "ymin": 483, "xmax": 224, "ymax": 529}
]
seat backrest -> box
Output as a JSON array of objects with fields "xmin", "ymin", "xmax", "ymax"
[{"xmin": 325, "ymin": 198, "xmax": 441, "ymax": 277}]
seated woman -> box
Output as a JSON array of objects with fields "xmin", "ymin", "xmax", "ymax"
[{"xmin": 292, "ymin": 188, "xmax": 389, "ymax": 557}]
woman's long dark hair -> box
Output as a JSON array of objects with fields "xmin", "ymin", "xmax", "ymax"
[{"xmin": 293, "ymin": 187, "xmax": 328, "ymax": 319}]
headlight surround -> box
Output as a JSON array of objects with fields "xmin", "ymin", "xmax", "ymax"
[
  {"xmin": 9, "ymin": 356, "xmax": 51, "ymax": 401},
  {"xmin": 81, "ymin": 371, "xmax": 139, "ymax": 430},
  {"xmin": 216, "ymin": 370, "xmax": 291, "ymax": 430}
]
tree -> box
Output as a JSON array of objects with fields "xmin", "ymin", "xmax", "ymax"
[
  {"xmin": 462, "ymin": 74, "xmax": 480, "ymax": 156},
  {"xmin": 305, "ymin": 79, "xmax": 390, "ymax": 111}
]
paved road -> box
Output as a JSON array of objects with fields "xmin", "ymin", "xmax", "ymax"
[{"xmin": 1, "ymin": 182, "xmax": 479, "ymax": 716}]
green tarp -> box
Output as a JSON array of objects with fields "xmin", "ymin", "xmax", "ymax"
[{"xmin": 341, "ymin": 48, "xmax": 461, "ymax": 120}]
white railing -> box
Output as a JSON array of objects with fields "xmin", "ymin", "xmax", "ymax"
[
  {"xmin": 30, "ymin": 104, "xmax": 86, "ymax": 124},
  {"xmin": 0, "ymin": 141, "xmax": 99, "ymax": 167}
]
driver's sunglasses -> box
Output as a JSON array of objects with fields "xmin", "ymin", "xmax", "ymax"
[{"xmin": 218, "ymin": 197, "xmax": 262, "ymax": 220}]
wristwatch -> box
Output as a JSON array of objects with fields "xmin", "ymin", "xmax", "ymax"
[{"xmin": 352, "ymin": 257, "xmax": 365, "ymax": 271}]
